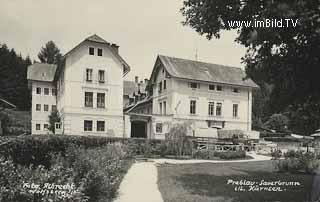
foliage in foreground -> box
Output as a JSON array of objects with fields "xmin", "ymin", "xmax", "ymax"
[
  {"xmin": 273, "ymin": 150, "xmax": 320, "ymax": 174},
  {"xmin": 192, "ymin": 150, "xmax": 246, "ymax": 160},
  {"xmin": 0, "ymin": 144, "xmax": 131, "ymax": 202}
]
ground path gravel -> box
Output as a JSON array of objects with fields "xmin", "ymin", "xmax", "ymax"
[{"xmin": 114, "ymin": 152, "xmax": 271, "ymax": 202}]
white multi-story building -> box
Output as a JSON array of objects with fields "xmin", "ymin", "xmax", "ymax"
[
  {"xmin": 124, "ymin": 55, "xmax": 259, "ymax": 139},
  {"xmin": 27, "ymin": 34, "xmax": 130, "ymax": 136}
]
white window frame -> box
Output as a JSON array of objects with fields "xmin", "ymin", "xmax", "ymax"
[
  {"xmin": 84, "ymin": 120, "xmax": 93, "ymax": 132},
  {"xmin": 97, "ymin": 93, "xmax": 105, "ymax": 108},
  {"xmin": 97, "ymin": 121, "xmax": 105, "ymax": 132},
  {"xmin": 86, "ymin": 69, "xmax": 93, "ymax": 82},
  {"xmin": 208, "ymin": 102, "xmax": 215, "ymax": 116},
  {"xmin": 190, "ymin": 100, "xmax": 196, "ymax": 114},
  {"xmin": 233, "ymin": 104, "xmax": 239, "ymax": 118}
]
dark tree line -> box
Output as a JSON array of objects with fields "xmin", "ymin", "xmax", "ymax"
[
  {"xmin": 0, "ymin": 44, "xmax": 32, "ymax": 110},
  {"xmin": 0, "ymin": 41, "xmax": 62, "ymax": 110},
  {"xmin": 181, "ymin": 0, "xmax": 320, "ymax": 135}
]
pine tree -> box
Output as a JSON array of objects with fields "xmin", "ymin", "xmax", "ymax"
[{"xmin": 37, "ymin": 41, "xmax": 62, "ymax": 64}]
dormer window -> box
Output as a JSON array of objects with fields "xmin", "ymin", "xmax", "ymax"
[
  {"xmin": 217, "ymin": 85, "xmax": 222, "ymax": 91},
  {"xmin": 98, "ymin": 48, "xmax": 103, "ymax": 56},
  {"xmin": 89, "ymin": 47, "xmax": 94, "ymax": 55}
]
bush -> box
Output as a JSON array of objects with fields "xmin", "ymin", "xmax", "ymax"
[
  {"xmin": 0, "ymin": 135, "xmax": 164, "ymax": 167},
  {"xmin": 271, "ymin": 149, "xmax": 282, "ymax": 159},
  {"xmin": 0, "ymin": 143, "xmax": 132, "ymax": 202},
  {"xmin": 0, "ymin": 157, "xmax": 87, "ymax": 202},
  {"xmin": 166, "ymin": 122, "xmax": 193, "ymax": 156},
  {"xmin": 214, "ymin": 151, "xmax": 246, "ymax": 160},
  {"xmin": 192, "ymin": 150, "xmax": 246, "ymax": 160},
  {"xmin": 274, "ymin": 150, "xmax": 319, "ymax": 174}
]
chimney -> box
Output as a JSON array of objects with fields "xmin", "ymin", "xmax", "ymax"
[
  {"xmin": 135, "ymin": 76, "xmax": 139, "ymax": 83},
  {"xmin": 111, "ymin": 43, "xmax": 119, "ymax": 53}
]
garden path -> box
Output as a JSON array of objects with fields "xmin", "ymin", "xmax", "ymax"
[
  {"xmin": 114, "ymin": 152, "xmax": 271, "ymax": 202},
  {"xmin": 114, "ymin": 161, "xmax": 163, "ymax": 202}
]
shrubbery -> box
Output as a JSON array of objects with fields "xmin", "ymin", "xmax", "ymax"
[
  {"xmin": 0, "ymin": 135, "xmax": 163, "ymax": 167},
  {"xmin": 0, "ymin": 144, "xmax": 131, "ymax": 202},
  {"xmin": 192, "ymin": 150, "xmax": 246, "ymax": 160},
  {"xmin": 274, "ymin": 150, "xmax": 320, "ymax": 174}
]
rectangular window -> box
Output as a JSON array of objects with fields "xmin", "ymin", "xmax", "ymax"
[
  {"xmin": 89, "ymin": 47, "xmax": 94, "ymax": 55},
  {"xmin": 84, "ymin": 120, "xmax": 93, "ymax": 131},
  {"xmin": 97, "ymin": 93, "xmax": 105, "ymax": 108},
  {"xmin": 208, "ymin": 102, "xmax": 214, "ymax": 116},
  {"xmin": 156, "ymin": 123, "xmax": 163, "ymax": 133},
  {"xmin": 44, "ymin": 124, "xmax": 49, "ymax": 130},
  {"xmin": 163, "ymin": 101, "xmax": 166, "ymax": 115},
  {"xmin": 216, "ymin": 103, "xmax": 222, "ymax": 116},
  {"xmin": 190, "ymin": 100, "xmax": 196, "ymax": 114},
  {"xmin": 233, "ymin": 88, "xmax": 239, "ymax": 93},
  {"xmin": 233, "ymin": 104, "xmax": 239, "ymax": 117},
  {"xmin": 159, "ymin": 81, "xmax": 162, "ymax": 93},
  {"xmin": 98, "ymin": 48, "xmax": 103, "ymax": 56},
  {"xmin": 189, "ymin": 82, "xmax": 199, "ymax": 89},
  {"xmin": 163, "ymin": 80, "xmax": 166, "ymax": 90},
  {"xmin": 159, "ymin": 102, "xmax": 162, "ymax": 115},
  {"xmin": 209, "ymin": 84, "xmax": 215, "ymax": 91},
  {"xmin": 217, "ymin": 85, "xmax": 222, "ymax": 91},
  {"xmin": 98, "ymin": 70, "xmax": 105, "ymax": 83},
  {"xmin": 44, "ymin": 104, "xmax": 49, "ymax": 112},
  {"xmin": 36, "ymin": 124, "xmax": 41, "ymax": 130},
  {"xmin": 85, "ymin": 92, "xmax": 93, "ymax": 107},
  {"xmin": 44, "ymin": 88, "xmax": 49, "ymax": 95},
  {"xmin": 36, "ymin": 104, "xmax": 41, "ymax": 111},
  {"xmin": 36, "ymin": 87, "xmax": 41, "ymax": 94},
  {"xmin": 97, "ymin": 121, "xmax": 105, "ymax": 132},
  {"xmin": 52, "ymin": 89, "xmax": 57, "ymax": 96},
  {"xmin": 52, "ymin": 105, "xmax": 57, "ymax": 111},
  {"xmin": 86, "ymin": 69, "xmax": 93, "ymax": 82}
]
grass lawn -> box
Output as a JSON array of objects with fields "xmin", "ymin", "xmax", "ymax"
[{"xmin": 157, "ymin": 161, "xmax": 315, "ymax": 202}]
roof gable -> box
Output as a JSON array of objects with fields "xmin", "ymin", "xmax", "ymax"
[
  {"xmin": 27, "ymin": 63, "xmax": 57, "ymax": 82},
  {"xmin": 155, "ymin": 55, "xmax": 258, "ymax": 88}
]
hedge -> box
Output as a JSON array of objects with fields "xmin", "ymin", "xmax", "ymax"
[
  {"xmin": 264, "ymin": 137, "xmax": 302, "ymax": 142},
  {"xmin": 0, "ymin": 135, "xmax": 163, "ymax": 168}
]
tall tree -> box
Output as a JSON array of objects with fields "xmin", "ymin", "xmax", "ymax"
[
  {"xmin": 0, "ymin": 44, "xmax": 31, "ymax": 110},
  {"xmin": 37, "ymin": 41, "xmax": 62, "ymax": 64},
  {"xmin": 181, "ymin": 0, "xmax": 320, "ymax": 134}
]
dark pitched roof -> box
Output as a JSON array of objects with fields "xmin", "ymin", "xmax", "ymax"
[
  {"xmin": 27, "ymin": 63, "xmax": 57, "ymax": 82},
  {"xmin": 123, "ymin": 80, "xmax": 147, "ymax": 96},
  {"xmin": 156, "ymin": 55, "xmax": 258, "ymax": 88},
  {"xmin": 124, "ymin": 81, "xmax": 138, "ymax": 95},
  {"xmin": 63, "ymin": 34, "xmax": 130, "ymax": 76}
]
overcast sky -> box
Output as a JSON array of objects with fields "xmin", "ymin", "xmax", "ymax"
[{"xmin": 0, "ymin": 0, "xmax": 246, "ymax": 81}]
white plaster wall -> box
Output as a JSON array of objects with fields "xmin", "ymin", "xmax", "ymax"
[
  {"xmin": 151, "ymin": 68, "xmax": 254, "ymax": 134},
  {"xmin": 59, "ymin": 41, "xmax": 124, "ymax": 135},
  {"xmin": 63, "ymin": 113, "xmax": 123, "ymax": 137},
  {"xmin": 31, "ymin": 81, "xmax": 56, "ymax": 134}
]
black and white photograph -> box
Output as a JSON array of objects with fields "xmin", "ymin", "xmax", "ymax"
[{"xmin": 1, "ymin": 0, "xmax": 320, "ymax": 201}]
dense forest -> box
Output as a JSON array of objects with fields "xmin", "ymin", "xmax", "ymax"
[
  {"xmin": 0, "ymin": 41, "xmax": 62, "ymax": 111},
  {"xmin": 0, "ymin": 44, "xmax": 32, "ymax": 110}
]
